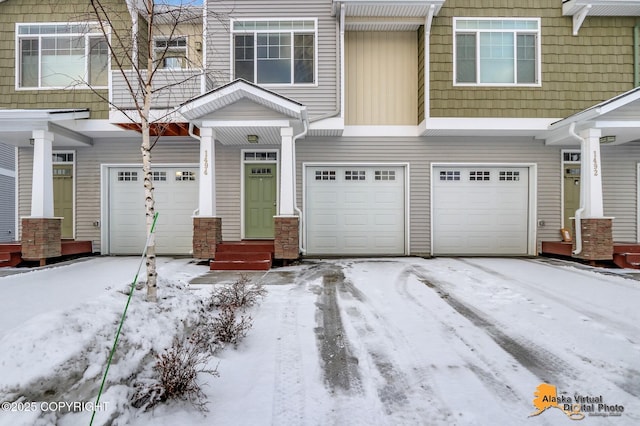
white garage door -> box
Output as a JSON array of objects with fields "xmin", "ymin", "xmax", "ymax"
[
  {"xmin": 306, "ymin": 165, "xmax": 405, "ymax": 255},
  {"xmin": 432, "ymin": 166, "xmax": 530, "ymax": 255},
  {"xmin": 109, "ymin": 167, "xmax": 198, "ymax": 255}
]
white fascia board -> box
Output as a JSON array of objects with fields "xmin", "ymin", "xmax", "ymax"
[
  {"xmin": 0, "ymin": 109, "xmax": 90, "ymax": 122},
  {"xmin": 343, "ymin": 125, "xmax": 421, "ymax": 137},
  {"xmin": 109, "ymin": 109, "xmax": 187, "ymax": 124},
  {"xmin": 594, "ymin": 120, "xmax": 640, "ymax": 128},
  {"xmin": 201, "ymin": 120, "xmax": 291, "ymax": 128},
  {"xmin": 424, "ymin": 117, "xmax": 557, "ymax": 134},
  {"xmin": 309, "ymin": 117, "xmax": 344, "ymax": 130}
]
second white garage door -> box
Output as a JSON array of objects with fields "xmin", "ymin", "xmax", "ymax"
[
  {"xmin": 305, "ymin": 165, "xmax": 406, "ymax": 255},
  {"xmin": 109, "ymin": 166, "xmax": 198, "ymax": 255},
  {"xmin": 432, "ymin": 166, "xmax": 531, "ymax": 255}
]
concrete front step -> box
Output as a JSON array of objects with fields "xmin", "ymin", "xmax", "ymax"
[
  {"xmin": 210, "ymin": 259, "xmax": 272, "ymax": 271},
  {"xmin": 613, "ymin": 253, "xmax": 640, "ymax": 269}
]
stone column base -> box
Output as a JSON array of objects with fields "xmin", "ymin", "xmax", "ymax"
[
  {"xmin": 193, "ymin": 217, "xmax": 222, "ymax": 259},
  {"xmin": 274, "ymin": 216, "xmax": 300, "ymax": 260},
  {"xmin": 572, "ymin": 218, "xmax": 613, "ymax": 261},
  {"xmin": 21, "ymin": 217, "xmax": 62, "ymax": 261}
]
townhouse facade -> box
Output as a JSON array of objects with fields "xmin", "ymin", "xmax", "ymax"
[{"xmin": 1, "ymin": 0, "xmax": 640, "ymax": 264}]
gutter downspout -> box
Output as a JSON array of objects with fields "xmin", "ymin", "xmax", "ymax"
[
  {"xmin": 568, "ymin": 122, "xmax": 585, "ymax": 255},
  {"xmin": 293, "ymin": 112, "xmax": 309, "ymax": 254},
  {"xmin": 309, "ymin": 4, "xmax": 344, "ymax": 123}
]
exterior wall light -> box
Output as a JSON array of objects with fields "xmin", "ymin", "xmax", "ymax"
[{"xmin": 247, "ymin": 134, "xmax": 259, "ymax": 143}]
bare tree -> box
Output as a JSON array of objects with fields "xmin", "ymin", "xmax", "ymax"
[{"xmin": 84, "ymin": 0, "xmax": 205, "ymax": 302}]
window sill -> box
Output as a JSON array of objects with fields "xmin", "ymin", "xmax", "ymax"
[{"xmin": 15, "ymin": 85, "xmax": 108, "ymax": 91}]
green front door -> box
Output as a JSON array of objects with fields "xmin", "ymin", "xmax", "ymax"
[
  {"xmin": 564, "ymin": 164, "xmax": 581, "ymax": 234},
  {"xmin": 244, "ymin": 164, "xmax": 277, "ymax": 239},
  {"xmin": 53, "ymin": 164, "xmax": 73, "ymax": 238}
]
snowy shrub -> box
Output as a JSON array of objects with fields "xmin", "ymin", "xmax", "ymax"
[
  {"xmin": 206, "ymin": 275, "xmax": 267, "ymax": 310},
  {"xmin": 131, "ymin": 331, "xmax": 219, "ymax": 411},
  {"xmin": 205, "ymin": 305, "xmax": 253, "ymax": 348}
]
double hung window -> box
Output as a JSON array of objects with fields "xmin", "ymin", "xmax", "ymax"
[
  {"xmin": 232, "ymin": 19, "xmax": 316, "ymax": 85},
  {"xmin": 17, "ymin": 23, "xmax": 109, "ymax": 89},
  {"xmin": 454, "ymin": 18, "xmax": 540, "ymax": 86}
]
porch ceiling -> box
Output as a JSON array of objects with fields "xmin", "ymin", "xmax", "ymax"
[
  {"xmin": 0, "ymin": 109, "xmax": 92, "ymax": 147},
  {"xmin": 563, "ymin": 0, "xmax": 640, "ymax": 16},
  {"xmin": 544, "ymin": 86, "xmax": 640, "ymax": 145},
  {"xmin": 334, "ymin": 0, "xmax": 444, "ymax": 18}
]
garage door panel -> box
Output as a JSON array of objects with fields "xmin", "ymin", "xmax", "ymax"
[
  {"xmin": 306, "ymin": 165, "xmax": 405, "ymax": 255},
  {"xmin": 109, "ymin": 167, "xmax": 197, "ymax": 255},
  {"xmin": 433, "ymin": 166, "xmax": 529, "ymax": 255}
]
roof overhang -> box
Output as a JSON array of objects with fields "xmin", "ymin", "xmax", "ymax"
[
  {"xmin": 178, "ymin": 79, "xmax": 308, "ymax": 145},
  {"xmin": 420, "ymin": 118, "xmax": 557, "ymax": 138},
  {"xmin": 0, "ymin": 109, "xmax": 93, "ymax": 147},
  {"xmin": 542, "ymin": 86, "xmax": 640, "ymax": 145},
  {"xmin": 334, "ymin": 0, "xmax": 444, "ymax": 30},
  {"xmin": 562, "ymin": 0, "xmax": 640, "ymax": 34}
]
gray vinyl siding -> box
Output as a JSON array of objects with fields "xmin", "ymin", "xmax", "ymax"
[
  {"xmin": 601, "ymin": 141, "xmax": 640, "ymax": 242},
  {"xmin": 296, "ymin": 137, "xmax": 562, "ymax": 255},
  {"xmin": 207, "ymin": 0, "xmax": 338, "ymax": 120},
  {"xmin": 0, "ymin": 143, "xmax": 15, "ymax": 243},
  {"xmin": 19, "ymin": 139, "xmax": 200, "ymax": 252},
  {"xmin": 111, "ymin": 70, "xmax": 204, "ymax": 109}
]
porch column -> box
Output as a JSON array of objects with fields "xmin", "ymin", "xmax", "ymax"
[
  {"xmin": 30, "ymin": 130, "xmax": 55, "ymax": 217},
  {"xmin": 579, "ymin": 128, "xmax": 604, "ymax": 218},
  {"xmin": 279, "ymin": 127, "xmax": 295, "ymax": 216},
  {"xmin": 198, "ymin": 127, "xmax": 216, "ymax": 216},
  {"xmin": 192, "ymin": 127, "xmax": 222, "ymax": 259},
  {"xmin": 572, "ymin": 127, "xmax": 613, "ymax": 261},
  {"xmin": 274, "ymin": 126, "xmax": 299, "ymax": 260},
  {"xmin": 22, "ymin": 129, "xmax": 61, "ymax": 263}
]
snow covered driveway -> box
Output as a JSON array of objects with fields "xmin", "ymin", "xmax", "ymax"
[
  {"xmin": 200, "ymin": 258, "xmax": 640, "ymax": 426},
  {"xmin": 1, "ymin": 256, "xmax": 639, "ymax": 425}
]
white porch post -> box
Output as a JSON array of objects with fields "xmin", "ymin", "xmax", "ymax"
[
  {"xmin": 198, "ymin": 127, "xmax": 216, "ymax": 216},
  {"xmin": 30, "ymin": 130, "xmax": 54, "ymax": 217},
  {"xmin": 579, "ymin": 127, "xmax": 604, "ymax": 218},
  {"xmin": 279, "ymin": 127, "xmax": 295, "ymax": 216}
]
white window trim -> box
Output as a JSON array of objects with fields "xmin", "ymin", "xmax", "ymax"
[
  {"xmin": 229, "ymin": 17, "xmax": 319, "ymax": 88},
  {"xmin": 153, "ymin": 35, "xmax": 189, "ymax": 70},
  {"xmin": 15, "ymin": 22, "xmax": 111, "ymax": 91},
  {"xmin": 637, "ymin": 163, "xmax": 640, "ymax": 243},
  {"xmin": 429, "ymin": 163, "xmax": 537, "ymax": 256},
  {"xmin": 453, "ymin": 17, "xmax": 542, "ymax": 87}
]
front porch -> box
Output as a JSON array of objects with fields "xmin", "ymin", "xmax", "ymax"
[
  {"xmin": 0, "ymin": 240, "xmax": 93, "ymax": 268},
  {"xmin": 541, "ymin": 241, "xmax": 640, "ymax": 269}
]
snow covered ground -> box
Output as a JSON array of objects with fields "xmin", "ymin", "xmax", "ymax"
[{"xmin": 0, "ymin": 256, "xmax": 639, "ymax": 425}]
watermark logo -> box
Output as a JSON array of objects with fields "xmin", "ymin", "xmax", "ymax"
[{"xmin": 529, "ymin": 383, "xmax": 625, "ymax": 420}]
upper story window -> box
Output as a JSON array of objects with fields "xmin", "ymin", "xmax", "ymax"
[
  {"xmin": 454, "ymin": 18, "xmax": 540, "ymax": 86},
  {"xmin": 154, "ymin": 36, "xmax": 188, "ymax": 69},
  {"xmin": 16, "ymin": 23, "xmax": 109, "ymax": 89},
  {"xmin": 232, "ymin": 19, "xmax": 316, "ymax": 85}
]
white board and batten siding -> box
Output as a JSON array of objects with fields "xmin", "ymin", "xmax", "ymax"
[
  {"xmin": 305, "ymin": 164, "xmax": 407, "ymax": 255},
  {"xmin": 0, "ymin": 143, "xmax": 16, "ymax": 243},
  {"xmin": 206, "ymin": 0, "xmax": 338, "ymax": 120}
]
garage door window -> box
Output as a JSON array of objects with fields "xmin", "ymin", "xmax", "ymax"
[
  {"xmin": 345, "ymin": 170, "xmax": 366, "ymax": 181},
  {"xmin": 499, "ymin": 170, "xmax": 520, "ymax": 181},
  {"xmin": 176, "ymin": 171, "xmax": 196, "ymax": 181},
  {"xmin": 315, "ymin": 170, "xmax": 335, "ymax": 181},
  {"xmin": 152, "ymin": 171, "xmax": 167, "ymax": 181},
  {"xmin": 375, "ymin": 170, "xmax": 396, "ymax": 181},
  {"xmin": 118, "ymin": 171, "xmax": 137, "ymax": 181},
  {"xmin": 439, "ymin": 170, "xmax": 461, "ymax": 181},
  {"xmin": 470, "ymin": 170, "xmax": 490, "ymax": 181}
]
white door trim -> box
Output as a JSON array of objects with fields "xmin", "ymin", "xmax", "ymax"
[
  {"xmin": 100, "ymin": 163, "xmax": 198, "ymax": 255},
  {"xmin": 560, "ymin": 149, "xmax": 580, "ymax": 232},
  {"xmin": 240, "ymin": 149, "xmax": 279, "ymax": 240},
  {"xmin": 302, "ymin": 162, "xmax": 411, "ymax": 255},
  {"xmin": 430, "ymin": 162, "xmax": 538, "ymax": 256},
  {"xmin": 637, "ymin": 163, "xmax": 640, "ymax": 243}
]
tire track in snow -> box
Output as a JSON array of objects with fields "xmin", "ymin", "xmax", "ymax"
[{"xmin": 410, "ymin": 264, "xmax": 577, "ymax": 387}]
